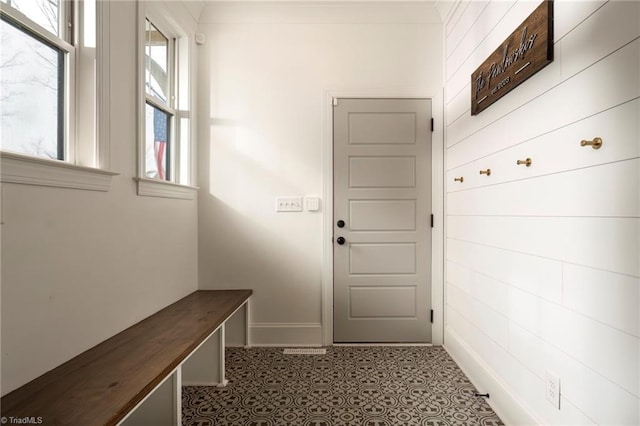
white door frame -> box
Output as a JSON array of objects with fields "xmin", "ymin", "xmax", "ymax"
[{"xmin": 321, "ymin": 88, "xmax": 445, "ymax": 346}]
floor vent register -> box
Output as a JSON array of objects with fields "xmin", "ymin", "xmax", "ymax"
[{"xmin": 283, "ymin": 348, "xmax": 327, "ymax": 355}]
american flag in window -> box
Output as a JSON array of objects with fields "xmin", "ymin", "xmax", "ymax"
[{"xmin": 145, "ymin": 103, "xmax": 170, "ymax": 180}]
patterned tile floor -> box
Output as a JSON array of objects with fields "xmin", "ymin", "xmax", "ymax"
[{"xmin": 182, "ymin": 346, "xmax": 504, "ymax": 426}]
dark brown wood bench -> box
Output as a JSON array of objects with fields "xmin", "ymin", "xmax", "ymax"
[{"xmin": 1, "ymin": 289, "xmax": 252, "ymax": 426}]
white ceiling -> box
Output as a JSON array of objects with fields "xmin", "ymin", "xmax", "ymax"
[{"xmin": 188, "ymin": 0, "xmax": 455, "ymax": 24}]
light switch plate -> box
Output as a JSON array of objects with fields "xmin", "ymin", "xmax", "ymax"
[{"xmin": 276, "ymin": 196, "xmax": 303, "ymax": 212}]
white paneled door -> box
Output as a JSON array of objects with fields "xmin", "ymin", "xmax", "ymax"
[{"xmin": 333, "ymin": 98, "xmax": 432, "ymax": 343}]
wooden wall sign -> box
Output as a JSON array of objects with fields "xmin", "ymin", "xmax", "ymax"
[{"xmin": 471, "ymin": 0, "xmax": 553, "ymax": 115}]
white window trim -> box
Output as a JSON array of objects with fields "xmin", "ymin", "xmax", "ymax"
[
  {"xmin": 135, "ymin": 2, "xmax": 197, "ymax": 199},
  {"xmin": 0, "ymin": 1, "xmax": 119, "ymax": 191},
  {"xmin": 134, "ymin": 177, "xmax": 198, "ymax": 200},
  {"xmin": 1, "ymin": 152, "xmax": 117, "ymax": 192},
  {"xmin": 96, "ymin": 0, "xmax": 111, "ymax": 170}
]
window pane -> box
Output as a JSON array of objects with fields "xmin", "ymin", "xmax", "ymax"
[
  {"xmin": 145, "ymin": 103, "xmax": 170, "ymax": 180},
  {"xmin": 0, "ymin": 16, "xmax": 63, "ymax": 160},
  {"xmin": 144, "ymin": 20, "xmax": 168, "ymax": 103},
  {"xmin": 1, "ymin": 0, "xmax": 60, "ymax": 36}
]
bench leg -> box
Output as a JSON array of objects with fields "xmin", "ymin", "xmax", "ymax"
[
  {"xmin": 244, "ymin": 298, "xmax": 251, "ymax": 348},
  {"xmin": 181, "ymin": 325, "xmax": 227, "ymax": 387},
  {"xmin": 174, "ymin": 367, "xmax": 182, "ymax": 424},
  {"xmin": 181, "ymin": 298, "xmax": 251, "ymax": 388},
  {"xmin": 217, "ymin": 323, "xmax": 229, "ymax": 387}
]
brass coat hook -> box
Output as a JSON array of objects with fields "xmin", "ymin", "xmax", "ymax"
[
  {"xmin": 479, "ymin": 169, "xmax": 491, "ymax": 176},
  {"xmin": 580, "ymin": 137, "xmax": 602, "ymax": 149},
  {"xmin": 454, "ymin": 177, "xmax": 464, "ymax": 183},
  {"xmin": 517, "ymin": 158, "xmax": 532, "ymax": 167}
]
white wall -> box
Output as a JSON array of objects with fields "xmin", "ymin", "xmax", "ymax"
[
  {"xmin": 197, "ymin": 2, "xmax": 443, "ymax": 345},
  {"xmin": 440, "ymin": 0, "xmax": 639, "ymax": 424},
  {"xmin": 0, "ymin": 1, "xmax": 200, "ymax": 395}
]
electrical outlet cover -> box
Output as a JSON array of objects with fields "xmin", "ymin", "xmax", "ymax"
[{"xmin": 545, "ymin": 370, "xmax": 561, "ymax": 410}]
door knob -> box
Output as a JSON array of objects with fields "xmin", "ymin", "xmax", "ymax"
[
  {"xmin": 336, "ymin": 237, "xmax": 346, "ymax": 245},
  {"xmin": 337, "ymin": 220, "xmax": 345, "ymax": 228}
]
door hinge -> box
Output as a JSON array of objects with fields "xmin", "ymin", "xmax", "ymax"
[
  {"xmin": 430, "ymin": 309, "xmax": 434, "ymax": 323},
  {"xmin": 430, "ymin": 214, "xmax": 434, "ymax": 228},
  {"xmin": 430, "ymin": 118, "xmax": 434, "ymax": 132},
  {"xmin": 332, "ymin": 98, "xmax": 338, "ymax": 106}
]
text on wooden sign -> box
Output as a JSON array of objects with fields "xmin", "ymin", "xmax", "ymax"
[{"xmin": 471, "ymin": 0, "xmax": 553, "ymax": 115}]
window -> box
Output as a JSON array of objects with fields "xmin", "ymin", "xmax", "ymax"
[
  {"xmin": 0, "ymin": 0, "xmax": 117, "ymax": 191},
  {"xmin": 144, "ymin": 19, "xmax": 172, "ymax": 181},
  {"xmin": 137, "ymin": 6, "xmax": 195, "ymax": 198},
  {"xmin": 0, "ymin": 0, "xmax": 71, "ymax": 160}
]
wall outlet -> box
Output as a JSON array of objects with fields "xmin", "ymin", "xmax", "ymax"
[
  {"xmin": 276, "ymin": 196, "xmax": 303, "ymax": 212},
  {"xmin": 545, "ymin": 370, "xmax": 561, "ymax": 410}
]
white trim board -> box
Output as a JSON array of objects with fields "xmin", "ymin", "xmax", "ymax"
[
  {"xmin": 334, "ymin": 343, "xmax": 434, "ymax": 347},
  {"xmin": 0, "ymin": 152, "xmax": 119, "ymax": 192},
  {"xmin": 321, "ymin": 88, "xmax": 445, "ymax": 346},
  {"xmin": 248, "ymin": 323, "xmax": 323, "ymax": 346},
  {"xmin": 444, "ymin": 327, "xmax": 540, "ymax": 426}
]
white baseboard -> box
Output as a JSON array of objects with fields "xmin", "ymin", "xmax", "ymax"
[
  {"xmin": 333, "ymin": 343, "xmax": 433, "ymax": 347},
  {"xmin": 181, "ymin": 380, "xmax": 220, "ymax": 387},
  {"xmin": 246, "ymin": 323, "xmax": 323, "ymax": 346},
  {"xmin": 444, "ymin": 328, "xmax": 540, "ymax": 426}
]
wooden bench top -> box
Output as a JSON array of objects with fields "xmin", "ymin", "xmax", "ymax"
[{"xmin": 1, "ymin": 289, "xmax": 252, "ymax": 426}]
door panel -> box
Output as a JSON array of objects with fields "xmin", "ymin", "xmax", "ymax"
[
  {"xmin": 349, "ymin": 157, "xmax": 416, "ymax": 188},
  {"xmin": 350, "ymin": 287, "xmax": 417, "ymax": 318},
  {"xmin": 350, "ymin": 243, "xmax": 416, "ymax": 275},
  {"xmin": 348, "ymin": 113, "xmax": 417, "ymax": 145},
  {"xmin": 350, "ymin": 200, "xmax": 417, "ymax": 231},
  {"xmin": 334, "ymin": 98, "xmax": 432, "ymax": 343}
]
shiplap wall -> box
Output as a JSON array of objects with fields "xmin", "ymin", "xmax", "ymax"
[{"xmin": 441, "ymin": 0, "xmax": 639, "ymax": 424}]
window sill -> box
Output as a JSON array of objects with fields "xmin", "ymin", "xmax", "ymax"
[
  {"xmin": 134, "ymin": 177, "xmax": 198, "ymax": 200},
  {"xmin": 0, "ymin": 152, "xmax": 119, "ymax": 191}
]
